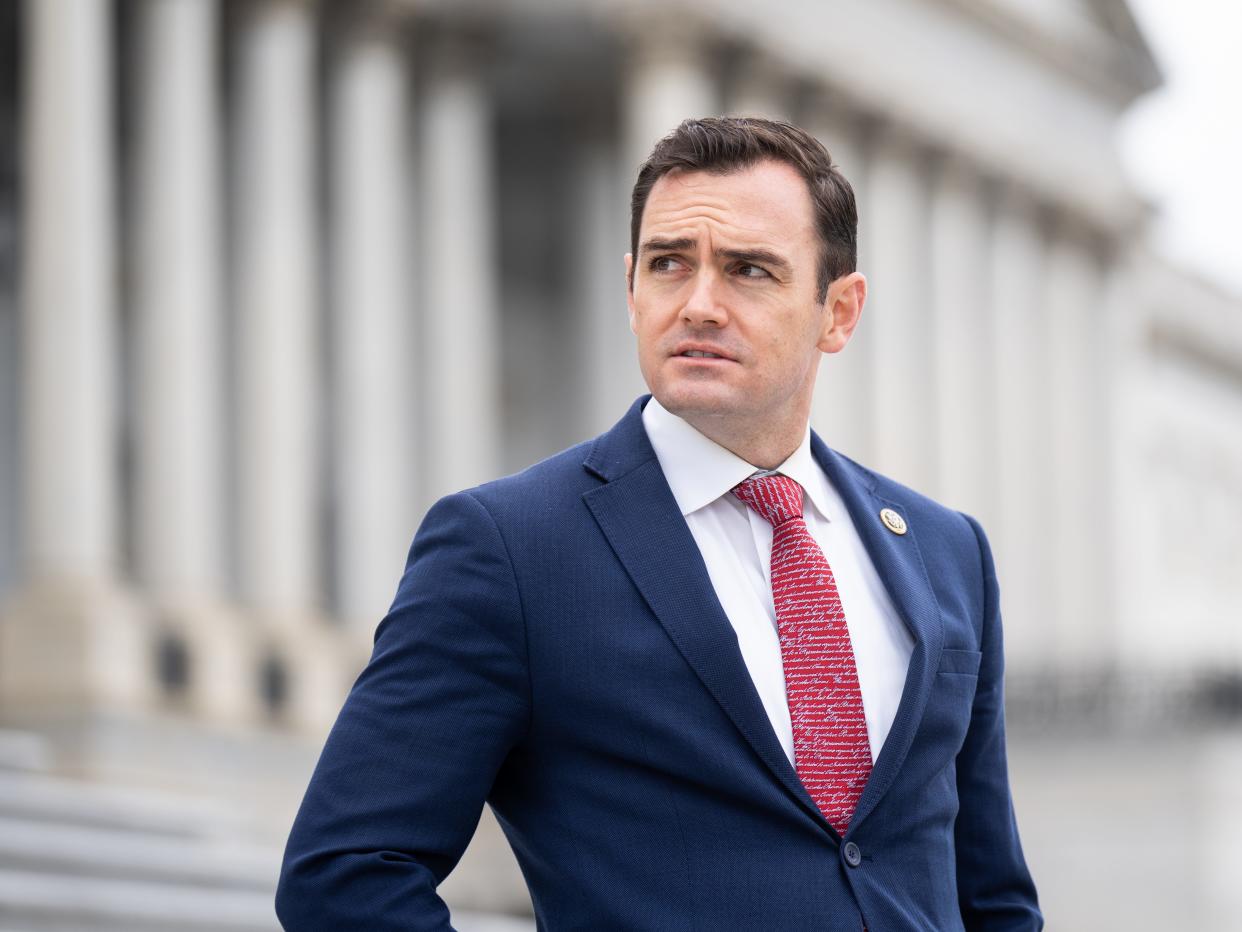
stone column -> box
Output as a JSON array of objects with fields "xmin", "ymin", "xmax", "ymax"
[
  {"xmin": 2, "ymin": 0, "xmax": 150, "ymax": 714},
  {"xmin": 990, "ymin": 188, "xmax": 1052, "ymax": 673},
  {"xmin": 572, "ymin": 131, "xmax": 635, "ymax": 435},
  {"xmin": 725, "ymin": 51, "xmax": 791, "ymax": 120},
  {"xmin": 234, "ymin": 0, "xmax": 318, "ymax": 617},
  {"xmin": 0, "ymin": 159, "xmax": 16, "ymax": 599},
  {"xmin": 329, "ymin": 3, "xmax": 417, "ymax": 633},
  {"xmin": 19, "ymin": 0, "xmax": 117, "ymax": 586},
  {"xmin": 1101, "ymin": 248, "xmax": 1148, "ymax": 681},
  {"xmin": 861, "ymin": 128, "xmax": 936, "ymax": 493},
  {"xmin": 132, "ymin": 0, "xmax": 224, "ymax": 596},
  {"xmin": 420, "ymin": 30, "xmax": 502, "ymax": 503},
  {"xmin": 130, "ymin": 0, "xmax": 256, "ymax": 723},
  {"xmin": 805, "ymin": 100, "xmax": 872, "ymax": 463},
  {"xmin": 929, "ymin": 157, "xmax": 995, "ymax": 520},
  {"xmin": 233, "ymin": 0, "xmax": 341, "ymax": 731},
  {"xmin": 1045, "ymin": 223, "xmax": 1107, "ymax": 674},
  {"xmin": 620, "ymin": 25, "xmax": 717, "ymax": 180}
]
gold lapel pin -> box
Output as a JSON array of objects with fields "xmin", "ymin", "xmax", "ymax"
[{"xmin": 880, "ymin": 508, "xmax": 907, "ymax": 535}]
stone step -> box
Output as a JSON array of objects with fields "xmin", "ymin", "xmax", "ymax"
[
  {"xmin": 0, "ymin": 868, "xmax": 277, "ymax": 932},
  {"xmin": 0, "ymin": 869, "xmax": 535, "ymax": 932},
  {"xmin": 0, "ymin": 769, "xmax": 250, "ymax": 840},
  {"xmin": 0, "ymin": 814, "xmax": 280, "ymax": 891},
  {"xmin": 0, "ymin": 730, "xmax": 535, "ymax": 932},
  {"xmin": 454, "ymin": 914, "xmax": 537, "ymax": 932}
]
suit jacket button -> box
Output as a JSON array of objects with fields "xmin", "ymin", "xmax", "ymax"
[{"xmin": 843, "ymin": 841, "xmax": 862, "ymax": 868}]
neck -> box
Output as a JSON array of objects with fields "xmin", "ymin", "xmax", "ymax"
[{"xmin": 679, "ymin": 408, "xmax": 808, "ymax": 470}]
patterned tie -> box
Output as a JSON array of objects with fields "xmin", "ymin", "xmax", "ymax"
[{"xmin": 733, "ymin": 473, "xmax": 872, "ymax": 834}]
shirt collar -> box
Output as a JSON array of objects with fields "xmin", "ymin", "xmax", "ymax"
[{"xmin": 642, "ymin": 397, "xmax": 835, "ymax": 522}]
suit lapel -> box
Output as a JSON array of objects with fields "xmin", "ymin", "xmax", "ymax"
[
  {"xmin": 582, "ymin": 400, "xmax": 826, "ymax": 826},
  {"xmin": 812, "ymin": 436, "xmax": 945, "ymax": 832}
]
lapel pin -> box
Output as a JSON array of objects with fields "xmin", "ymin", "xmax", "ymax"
[{"xmin": 879, "ymin": 508, "xmax": 907, "ymax": 535}]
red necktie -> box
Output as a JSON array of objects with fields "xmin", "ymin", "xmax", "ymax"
[{"xmin": 733, "ymin": 474, "xmax": 872, "ymax": 834}]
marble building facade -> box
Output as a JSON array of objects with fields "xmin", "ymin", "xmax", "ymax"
[{"xmin": 0, "ymin": 0, "xmax": 1239, "ymax": 928}]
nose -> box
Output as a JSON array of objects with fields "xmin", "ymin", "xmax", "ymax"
[{"xmin": 681, "ymin": 269, "xmax": 729, "ymax": 328}]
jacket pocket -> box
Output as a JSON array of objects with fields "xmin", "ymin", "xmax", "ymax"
[{"xmin": 937, "ymin": 648, "xmax": 982, "ymax": 677}]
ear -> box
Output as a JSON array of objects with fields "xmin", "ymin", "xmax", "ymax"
[
  {"xmin": 625, "ymin": 253, "xmax": 638, "ymax": 334},
  {"xmin": 817, "ymin": 271, "xmax": 867, "ymax": 354}
]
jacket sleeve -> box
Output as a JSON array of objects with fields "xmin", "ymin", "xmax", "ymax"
[
  {"xmin": 955, "ymin": 514, "xmax": 1043, "ymax": 931},
  {"xmin": 275, "ymin": 491, "xmax": 531, "ymax": 932}
]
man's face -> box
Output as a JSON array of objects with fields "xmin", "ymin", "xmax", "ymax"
[{"xmin": 627, "ymin": 159, "xmax": 846, "ymax": 435}]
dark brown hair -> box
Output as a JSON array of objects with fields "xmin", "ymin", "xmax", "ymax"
[{"xmin": 630, "ymin": 116, "xmax": 857, "ymax": 301}]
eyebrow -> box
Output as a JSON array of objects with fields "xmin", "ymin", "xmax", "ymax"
[
  {"xmin": 640, "ymin": 237, "xmax": 793, "ymax": 276},
  {"xmin": 640, "ymin": 237, "xmax": 696, "ymax": 255}
]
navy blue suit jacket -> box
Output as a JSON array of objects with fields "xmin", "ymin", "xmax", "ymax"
[{"xmin": 276, "ymin": 397, "xmax": 1041, "ymax": 930}]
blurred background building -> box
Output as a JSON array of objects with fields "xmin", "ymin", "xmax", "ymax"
[{"xmin": 1, "ymin": 0, "xmax": 1240, "ymax": 929}]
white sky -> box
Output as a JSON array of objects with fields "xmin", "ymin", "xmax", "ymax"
[{"xmin": 1120, "ymin": 0, "xmax": 1242, "ymax": 296}]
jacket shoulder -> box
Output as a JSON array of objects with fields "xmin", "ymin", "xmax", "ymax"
[
  {"xmin": 451, "ymin": 438, "xmax": 605, "ymax": 539},
  {"xmin": 464, "ymin": 397, "xmax": 651, "ymax": 517}
]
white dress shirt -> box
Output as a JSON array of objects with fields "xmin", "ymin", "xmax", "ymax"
[{"xmin": 642, "ymin": 397, "xmax": 914, "ymax": 765}]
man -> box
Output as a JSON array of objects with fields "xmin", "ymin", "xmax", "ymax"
[{"xmin": 276, "ymin": 117, "xmax": 1041, "ymax": 930}]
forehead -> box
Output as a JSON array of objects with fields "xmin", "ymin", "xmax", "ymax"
[{"xmin": 639, "ymin": 159, "xmax": 817, "ymax": 249}]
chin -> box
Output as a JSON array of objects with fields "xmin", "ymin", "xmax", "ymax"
[{"xmin": 653, "ymin": 382, "xmax": 739, "ymax": 420}]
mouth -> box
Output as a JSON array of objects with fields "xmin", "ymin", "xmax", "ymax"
[{"xmin": 672, "ymin": 344, "xmax": 735, "ymax": 362}]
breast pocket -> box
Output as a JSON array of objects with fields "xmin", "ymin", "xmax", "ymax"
[
  {"xmin": 937, "ymin": 648, "xmax": 982, "ymax": 677},
  {"xmin": 919, "ymin": 648, "xmax": 983, "ymax": 758}
]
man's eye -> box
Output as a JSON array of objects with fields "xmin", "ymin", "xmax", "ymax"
[
  {"xmin": 649, "ymin": 256, "xmax": 683, "ymax": 272},
  {"xmin": 735, "ymin": 264, "xmax": 770, "ymax": 279}
]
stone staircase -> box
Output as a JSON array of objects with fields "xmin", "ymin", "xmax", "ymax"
[
  {"xmin": 0, "ymin": 728, "xmax": 283, "ymax": 932},
  {"xmin": 0, "ymin": 728, "xmax": 535, "ymax": 932}
]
